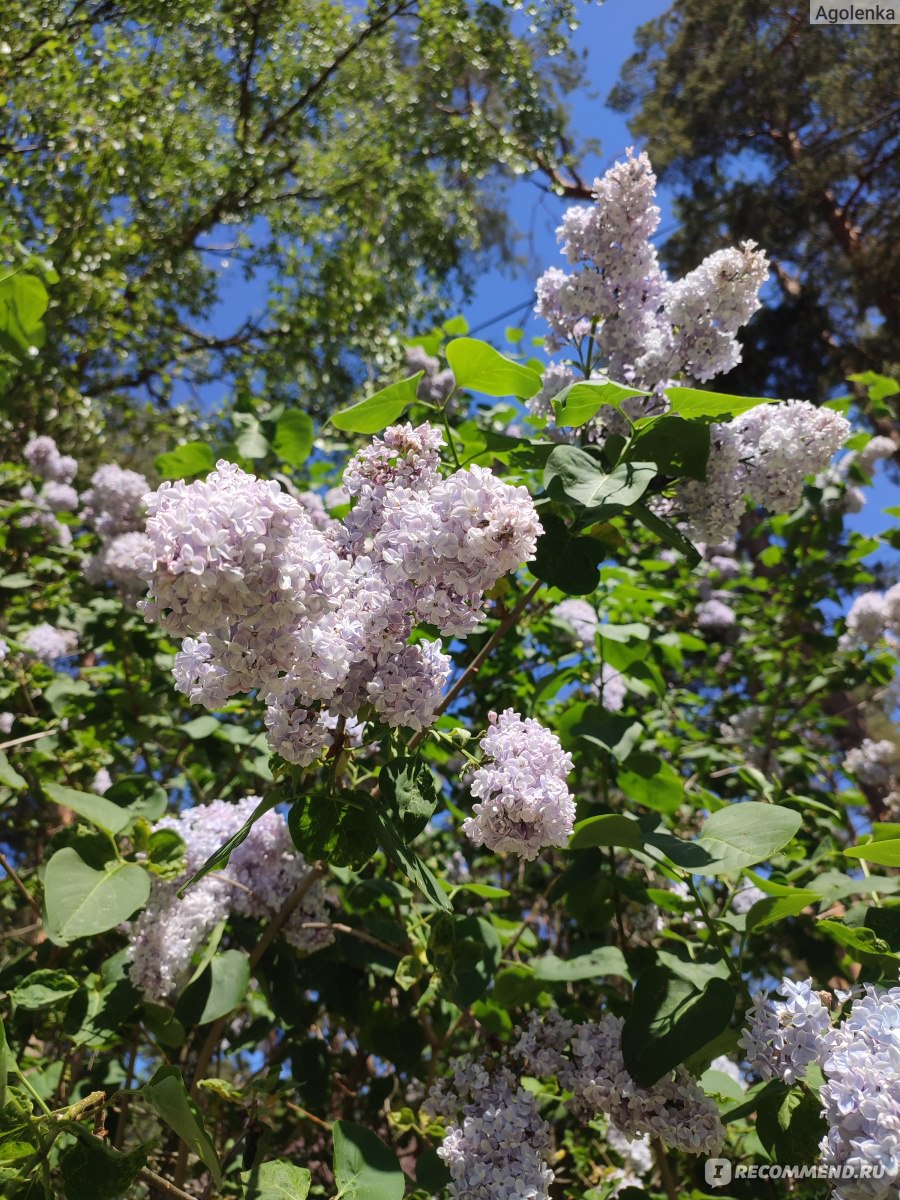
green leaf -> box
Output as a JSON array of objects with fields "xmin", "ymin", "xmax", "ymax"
[
  {"xmin": 44, "ymin": 848, "xmax": 150, "ymax": 944},
  {"xmin": 43, "ymin": 782, "xmax": 130, "ymax": 836},
  {"xmin": 330, "ymin": 374, "xmax": 423, "ymax": 434},
  {"xmin": 232, "ymin": 412, "xmax": 269, "ymax": 459},
  {"xmin": 529, "ymin": 512, "xmax": 606, "ymax": 594},
  {"xmin": 155, "ymin": 441, "xmax": 216, "ymax": 480},
  {"xmin": 428, "ymin": 913, "xmax": 501, "ymax": 1007},
  {"xmin": 817, "ymin": 919, "xmax": 897, "ymax": 961},
  {"xmin": 618, "ymin": 758, "xmax": 684, "ymax": 815},
  {"xmin": 572, "ymin": 710, "xmax": 643, "ymax": 761},
  {"xmin": 245, "ymin": 1160, "xmax": 312, "ymax": 1200},
  {"xmin": 176, "ymin": 950, "xmax": 251, "ymax": 1027},
  {"xmin": 289, "ymin": 791, "xmax": 379, "ymax": 872},
  {"xmin": 142, "ymin": 1065, "xmax": 221, "ymax": 1185},
  {"xmin": 544, "ymin": 446, "xmax": 656, "ymax": 516},
  {"xmin": 694, "ymin": 802, "xmax": 802, "ymax": 875},
  {"xmin": 59, "ymin": 1133, "xmax": 149, "ymax": 1200},
  {"xmin": 366, "ymin": 806, "xmax": 451, "ymax": 911},
  {"xmin": 756, "ymin": 1085, "xmax": 827, "ymax": 1164},
  {"xmin": 332, "ymin": 1120, "xmax": 404, "ymax": 1200},
  {"xmin": 181, "ymin": 793, "xmax": 282, "ymax": 894},
  {"xmin": 532, "ymin": 946, "xmax": 630, "ymax": 982},
  {"xmin": 0, "ymin": 272, "xmax": 49, "ymax": 360},
  {"xmin": 273, "ymin": 411, "xmax": 314, "ymax": 467},
  {"xmin": 569, "ymin": 814, "xmax": 644, "ymax": 851},
  {"xmin": 632, "ymin": 503, "xmax": 702, "ymax": 566},
  {"xmin": 744, "ymin": 891, "xmax": 820, "ymax": 932},
  {"xmin": 664, "ymin": 387, "xmax": 773, "ymax": 422},
  {"xmin": 379, "ymin": 756, "xmax": 439, "ymax": 840},
  {"xmin": 551, "ymin": 379, "xmax": 648, "ymax": 428},
  {"xmin": 445, "ymin": 337, "xmax": 541, "ymax": 399},
  {"xmin": 0, "ymin": 752, "xmax": 25, "ymax": 791},
  {"xmin": 621, "ymin": 966, "xmax": 735, "ymax": 1086},
  {"xmin": 845, "ymin": 838, "xmax": 900, "ymax": 867},
  {"xmin": 627, "ymin": 415, "xmax": 711, "ymax": 481},
  {"xmin": 180, "ymin": 715, "xmax": 220, "ymax": 740},
  {"xmin": 10, "ymin": 970, "xmax": 79, "ymax": 1011}
]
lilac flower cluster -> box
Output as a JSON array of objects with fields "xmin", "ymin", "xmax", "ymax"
[
  {"xmin": 534, "ymin": 150, "xmax": 768, "ymax": 390},
  {"xmin": 20, "ymin": 436, "xmax": 79, "ymax": 545},
  {"xmin": 552, "ymin": 597, "xmax": 598, "ymax": 644},
  {"xmin": 738, "ymin": 977, "xmax": 834, "ymax": 1085},
  {"xmin": 424, "ymin": 1058, "xmax": 554, "ymax": 1200},
  {"xmin": 559, "ymin": 1015, "xmax": 725, "ymax": 1154},
  {"xmin": 139, "ymin": 428, "xmax": 540, "ymax": 765},
  {"xmin": 677, "ymin": 400, "xmax": 850, "ymax": 543},
  {"xmin": 462, "ymin": 709, "xmax": 575, "ymax": 859},
  {"xmin": 128, "ymin": 797, "xmax": 331, "ymax": 999},
  {"xmin": 842, "ymin": 739, "xmax": 896, "ymax": 790},
  {"xmin": 20, "ymin": 622, "xmax": 79, "ymax": 665},
  {"xmin": 594, "ymin": 662, "xmax": 627, "ymax": 712},
  {"xmin": 82, "ymin": 463, "xmax": 154, "ymax": 600},
  {"xmin": 406, "ymin": 345, "xmax": 455, "ymax": 405},
  {"xmin": 841, "ymin": 585, "xmax": 900, "ymax": 650},
  {"xmin": 820, "ymin": 984, "xmax": 900, "ymax": 1200},
  {"xmin": 696, "ymin": 597, "xmax": 737, "ymax": 634}
]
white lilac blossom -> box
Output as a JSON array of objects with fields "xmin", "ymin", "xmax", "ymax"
[
  {"xmin": 0, "ymin": 713, "xmax": 13, "ymax": 735},
  {"xmin": 820, "ymin": 983, "xmax": 900, "ymax": 1200},
  {"xmin": 856, "ymin": 435, "xmax": 896, "ymax": 475},
  {"xmin": 696, "ymin": 598, "xmax": 737, "ymax": 634},
  {"xmin": 559, "ymin": 1015, "xmax": 725, "ymax": 1154},
  {"xmin": 462, "ymin": 709, "xmax": 575, "ymax": 859},
  {"xmin": 85, "ymin": 531, "xmax": 154, "ymax": 598},
  {"xmin": 140, "ymin": 428, "xmax": 541, "ymax": 762},
  {"xmin": 731, "ymin": 880, "xmax": 767, "ymax": 915},
  {"xmin": 39, "ymin": 481, "xmax": 80, "ymax": 512},
  {"xmin": 552, "ymin": 597, "xmax": 598, "ymax": 644},
  {"xmin": 0, "ymin": 638, "xmax": 7, "ymax": 661},
  {"xmin": 423, "ymin": 1057, "xmax": 554, "ymax": 1200},
  {"xmin": 534, "ymin": 150, "xmax": 768, "ymax": 391},
  {"xmin": 738, "ymin": 977, "xmax": 833, "ymax": 1085},
  {"xmin": 606, "ymin": 1127, "xmax": 654, "ymax": 1177},
  {"xmin": 81, "ymin": 464, "xmax": 151, "ymax": 537},
  {"xmin": 24, "ymin": 435, "xmax": 78, "ymax": 484},
  {"xmin": 128, "ymin": 797, "xmax": 332, "ymax": 998},
  {"xmin": 842, "ymin": 589, "xmax": 896, "ymax": 650},
  {"xmin": 21, "ymin": 623, "xmax": 78, "ymax": 664},
  {"xmin": 406, "ymin": 345, "xmax": 455, "ymax": 405},
  {"xmin": 678, "ymin": 401, "xmax": 850, "ymax": 543},
  {"xmin": 594, "ymin": 662, "xmax": 627, "ymax": 712},
  {"xmin": 842, "ymin": 739, "xmax": 896, "ymax": 789},
  {"xmin": 91, "ymin": 768, "xmax": 113, "ymax": 795},
  {"xmin": 709, "ymin": 1055, "xmax": 744, "ymax": 1087}
]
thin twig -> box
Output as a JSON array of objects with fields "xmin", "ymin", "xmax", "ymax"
[
  {"xmin": 0, "ymin": 849, "xmax": 41, "ymax": 915},
  {"xmin": 285, "ymin": 1099, "xmax": 333, "ymax": 1131},
  {"xmin": 138, "ymin": 1167, "xmax": 199, "ymax": 1200},
  {"xmin": 0, "ymin": 726, "xmax": 58, "ymax": 752},
  {"xmin": 299, "ymin": 921, "xmax": 404, "ymax": 958}
]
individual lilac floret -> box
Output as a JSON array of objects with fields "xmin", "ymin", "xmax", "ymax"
[
  {"xmin": 842, "ymin": 739, "xmax": 895, "ymax": 790},
  {"xmin": 738, "ymin": 977, "xmax": 834, "ymax": 1085},
  {"xmin": 20, "ymin": 623, "xmax": 78, "ymax": 664},
  {"xmin": 128, "ymin": 797, "xmax": 332, "ymax": 999},
  {"xmin": 24, "ymin": 435, "xmax": 78, "ymax": 484},
  {"xmin": 462, "ymin": 709, "xmax": 575, "ymax": 859},
  {"xmin": 820, "ymin": 983, "xmax": 900, "ymax": 1200},
  {"xmin": 81, "ymin": 464, "xmax": 151, "ymax": 536},
  {"xmin": 552, "ymin": 597, "xmax": 598, "ymax": 644}
]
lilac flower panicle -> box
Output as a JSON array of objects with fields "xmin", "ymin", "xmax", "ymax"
[
  {"xmin": 738, "ymin": 978, "xmax": 834, "ymax": 1085},
  {"xmin": 819, "ymin": 983, "xmax": 900, "ymax": 1200},
  {"xmin": 21, "ymin": 623, "xmax": 78, "ymax": 664},
  {"xmin": 24, "ymin": 435, "xmax": 78, "ymax": 484},
  {"xmin": 594, "ymin": 662, "xmax": 627, "ymax": 712},
  {"xmin": 843, "ymin": 739, "xmax": 895, "ymax": 790},
  {"xmin": 552, "ymin": 597, "xmax": 598, "ymax": 644},
  {"xmin": 697, "ymin": 598, "xmax": 737, "ymax": 633},
  {"xmin": 128, "ymin": 797, "xmax": 332, "ymax": 998},
  {"xmin": 462, "ymin": 709, "xmax": 575, "ymax": 859},
  {"xmin": 365, "ymin": 639, "xmax": 451, "ymax": 731},
  {"xmin": 81, "ymin": 464, "xmax": 150, "ymax": 536}
]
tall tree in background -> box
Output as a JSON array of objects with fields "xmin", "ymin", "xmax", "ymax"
[
  {"xmin": 608, "ymin": 0, "xmax": 900, "ymax": 416},
  {"xmin": 0, "ymin": 0, "xmax": 589, "ymax": 454}
]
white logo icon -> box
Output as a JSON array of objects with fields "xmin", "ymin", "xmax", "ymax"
[{"xmin": 705, "ymin": 1158, "xmax": 733, "ymax": 1187}]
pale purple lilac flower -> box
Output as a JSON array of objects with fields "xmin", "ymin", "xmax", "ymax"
[
  {"xmin": 738, "ymin": 977, "xmax": 834, "ymax": 1085},
  {"xmin": 21, "ymin": 623, "xmax": 78, "ymax": 664}
]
